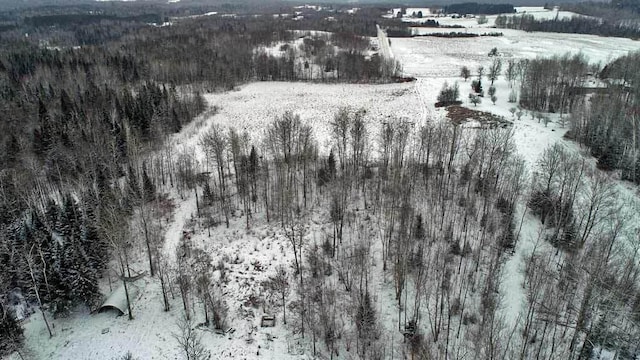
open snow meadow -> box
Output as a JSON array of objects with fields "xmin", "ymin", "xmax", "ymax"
[
  {"xmin": 394, "ymin": 27, "xmax": 640, "ymax": 78},
  {"xmin": 5, "ymin": 5, "xmax": 640, "ymax": 360}
]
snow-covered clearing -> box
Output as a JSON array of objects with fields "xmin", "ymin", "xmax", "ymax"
[
  {"xmin": 202, "ymin": 82, "xmax": 424, "ymax": 153},
  {"xmin": 392, "ymin": 29, "xmax": 640, "ymax": 77},
  {"xmin": 16, "ymin": 216, "xmax": 311, "ymax": 360}
]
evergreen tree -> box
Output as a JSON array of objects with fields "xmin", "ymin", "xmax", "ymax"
[
  {"xmin": 69, "ymin": 258, "xmax": 100, "ymax": 308},
  {"xmin": 34, "ymin": 99, "xmax": 53, "ymax": 156},
  {"xmin": 249, "ymin": 146, "xmax": 259, "ymax": 175},
  {"xmin": 327, "ymin": 150, "xmax": 336, "ymax": 179},
  {"xmin": 356, "ymin": 290, "xmax": 377, "ymax": 354},
  {"xmin": 57, "ymin": 195, "xmax": 80, "ymax": 242},
  {"xmin": 50, "ymin": 196, "xmax": 102, "ymax": 311},
  {"xmin": 111, "ymin": 120, "xmax": 128, "ymax": 163},
  {"xmin": 5, "ymin": 134, "xmax": 20, "ymax": 165},
  {"xmin": 95, "ymin": 165, "xmax": 110, "ymax": 203},
  {"xmin": 45, "ymin": 199, "xmax": 59, "ymax": 231},
  {"xmin": 83, "ymin": 204, "xmax": 108, "ymax": 272},
  {"xmin": 414, "ymin": 214, "xmax": 424, "ymax": 240},
  {"xmin": 51, "ymin": 242, "xmax": 73, "ymax": 316},
  {"xmin": 60, "ymin": 89, "xmax": 74, "ymax": 123},
  {"xmin": 0, "ymin": 301, "xmax": 23, "ymax": 357},
  {"xmin": 245, "ymin": 145, "xmax": 259, "ymax": 203},
  {"xmin": 171, "ymin": 108, "xmax": 181, "ymax": 133},
  {"xmin": 7, "ymin": 224, "xmax": 31, "ymax": 299},
  {"xmin": 142, "ymin": 164, "xmax": 156, "ymax": 201},
  {"xmin": 127, "ymin": 165, "xmax": 141, "ymax": 207}
]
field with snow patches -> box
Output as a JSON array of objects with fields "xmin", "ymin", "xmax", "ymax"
[
  {"xmin": 201, "ymin": 82, "xmax": 426, "ymax": 154},
  {"xmin": 10, "ymin": 17, "xmax": 640, "ymax": 360},
  {"xmin": 393, "ymin": 29, "xmax": 640, "ymax": 78}
]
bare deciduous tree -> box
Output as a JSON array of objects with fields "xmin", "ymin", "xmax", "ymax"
[{"xmin": 173, "ymin": 315, "xmax": 210, "ymax": 360}]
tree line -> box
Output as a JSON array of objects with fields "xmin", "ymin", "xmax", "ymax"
[
  {"xmin": 444, "ymin": 3, "xmax": 515, "ymax": 15},
  {"xmin": 495, "ymin": 14, "xmax": 640, "ymax": 39},
  {"xmin": 569, "ymin": 51, "xmax": 640, "ymax": 184}
]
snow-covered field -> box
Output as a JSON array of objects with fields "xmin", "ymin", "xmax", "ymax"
[
  {"xmin": 202, "ymin": 82, "xmax": 424, "ymax": 154},
  {"xmin": 393, "ymin": 29, "xmax": 640, "ymax": 77}
]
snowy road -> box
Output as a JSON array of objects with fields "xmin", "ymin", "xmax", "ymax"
[
  {"xmin": 376, "ymin": 24, "xmax": 394, "ymax": 60},
  {"xmin": 162, "ymin": 195, "xmax": 198, "ymax": 264}
]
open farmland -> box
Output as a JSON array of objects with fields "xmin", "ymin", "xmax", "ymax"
[{"xmin": 393, "ymin": 28, "xmax": 640, "ymax": 77}]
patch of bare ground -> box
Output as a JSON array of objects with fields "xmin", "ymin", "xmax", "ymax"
[{"xmin": 446, "ymin": 105, "xmax": 512, "ymax": 128}]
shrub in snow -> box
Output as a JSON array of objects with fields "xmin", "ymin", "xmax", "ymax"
[
  {"xmin": 469, "ymin": 94, "xmax": 481, "ymax": 106},
  {"xmin": 173, "ymin": 316, "xmax": 210, "ymax": 360},
  {"xmin": 460, "ymin": 66, "xmax": 470, "ymax": 81},
  {"xmin": 471, "ymin": 79, "xmax": 483, "ymax": 95},
  {"xmin": 114, "ymin": 352, "xmax": 137, "ymax": 360},
  {"xmin": 463, "ymin": 313, "xmax": 478, "ymax": 325}
]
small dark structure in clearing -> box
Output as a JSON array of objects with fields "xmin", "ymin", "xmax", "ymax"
[
  {"xmin": 392, "ymin": 76, "xmax": 417, "ymax": 83},
  {"xmin": 261, "ymin": 315, "xmax": 276, "ymax": 327}
]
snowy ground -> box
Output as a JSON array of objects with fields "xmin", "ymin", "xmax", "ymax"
[
  {"xmin": 202, "ymin": 82, "xmax": 424, "ymax": 154},
  {"xmin": 392, "ymin": 6, "xmax": 638, "ymax": 78},
  {"xmin": 15, "ymin": 213, "xmax": 311, "ymax": 360},
  {"xmin": 392, "ymin": 29, "xmax": 640, "ymax": 77}
]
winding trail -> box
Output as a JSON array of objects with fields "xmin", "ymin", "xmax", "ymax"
[
  {"xmin": 162, "ymin": 195, "xmax": 198, "ymax": 264},
  {"xmin": 414, "ymin": 78, "xmax": 430, "ymax": 124},
  {"xmin": 499, "ymin": 204, "xmax": 543, "ymax": 331},
  {"xmin": 376, "ymin": 24, "xmax": 394, "ymax": 60},
  {"xmin": 379, "ymin": 25, "xmax": 433, "ymax": 125}
]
